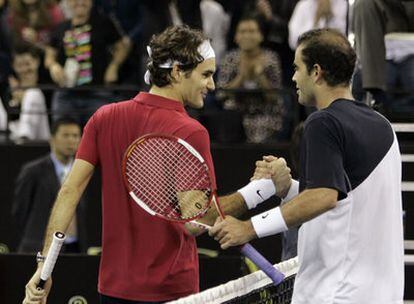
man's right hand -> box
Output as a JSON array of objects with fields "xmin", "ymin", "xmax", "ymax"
[
  {"xmin": 252, "ymin": 155, "xmax": 292, "ymax": 198},
  {"xmin": 23, "ymin": 267, "xmax": 52, "ymax": 304}
]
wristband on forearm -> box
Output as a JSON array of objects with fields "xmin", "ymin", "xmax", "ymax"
[
  {"xmin": 251, "ymin": 206, "xmax": 288, "ymax": 238},
  {"xmin": 237, "ymin": 179, "xmax": 276, "ymax": 209},
  {"xmin": 281, "ymin": 179, "xmax": 299, "ymax": 204}
]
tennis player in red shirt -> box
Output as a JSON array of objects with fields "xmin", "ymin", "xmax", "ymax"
[{"xmin": 23, "ymin": 25, "xmax": 291, "ymax": 304}]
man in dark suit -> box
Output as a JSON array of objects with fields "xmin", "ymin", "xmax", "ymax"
[{"xmin": 12, "ymin": 117, "xmax": 86, "ymax": 253}]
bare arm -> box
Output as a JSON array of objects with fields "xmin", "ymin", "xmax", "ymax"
[
  {"xmin": 23, "ymin": 159, "xmax": 95, "ymax": 304},
  {"xmin": 210, "ymin": 187, "xmax": 338, "ymax": 249},
  {"xmin": 104, "ymin": 38, "xmax": 131, "ymax": 84},
  {"xmin": 185, "ymin": 192, "xmax": 247, "ymax": 235},
  {"xmin": 44, "ymin": 46, "xmax": 65, "ymax": 87},
  {"xmin": 280, "ymin": 187, "xmax": 337, "ymax": 227},
  {"xmin": 42, "ymin": 159, "xmax": 95, "ymax": 254}
]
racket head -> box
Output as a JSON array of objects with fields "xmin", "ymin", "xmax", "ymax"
[{"xmin": 122, "ymin": 133, "xmax": 215, "ymax": 222}]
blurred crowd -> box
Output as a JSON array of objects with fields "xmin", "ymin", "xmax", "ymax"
[{"xmin": 0, "ymin": 0, "xmax": 413, "ymax": 144}]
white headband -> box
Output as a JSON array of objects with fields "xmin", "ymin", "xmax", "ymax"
[{"xmin": 144, "ymin": 40, "xmax": 215, "ymax": 85}]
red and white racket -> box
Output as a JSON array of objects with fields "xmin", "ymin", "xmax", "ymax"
[{"xmin": 122, "ymin": 134, "xmax": 284, "ymax": 285}]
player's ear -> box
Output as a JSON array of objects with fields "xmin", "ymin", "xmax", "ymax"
[
  {"xmin": 170, "ymin": 64, "xmax": 182, "ymax": 83},
  {"xmin": 313, "ymin": 64, "xmax": 324, "ymax": 84}
]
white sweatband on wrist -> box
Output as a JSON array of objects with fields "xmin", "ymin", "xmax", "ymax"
[
  {"xmin": 281, "ymin": 179, "xmax": 299, "ymax": 204},
  {"xmin": 251, "ymin": 207, "xmax": 288, "ymax": 238},
  {"xmin": 237, "ymin": 179, "xmax": 276, "ymax": 209}
]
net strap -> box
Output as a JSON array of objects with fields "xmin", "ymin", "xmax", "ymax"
[{"xmin": 167, "ymin": 257, "xmax": 299, "ymax": 304}]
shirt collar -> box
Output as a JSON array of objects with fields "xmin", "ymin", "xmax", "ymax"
[
  {"xmin": 50, "ymin": 152, "xmax": 74, "ymax": 180},
  {"xmin": 133, "ymin": 92, "xmax": 186, "ymax": 113}
]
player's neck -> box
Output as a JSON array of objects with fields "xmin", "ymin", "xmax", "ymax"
[
  {"xmin": 315, "ymin": 85, "xmax": 354, "ymax": 110},
  {"xmin": 149, "ymin": 85, "xmax": 184, "ymax": 104}
]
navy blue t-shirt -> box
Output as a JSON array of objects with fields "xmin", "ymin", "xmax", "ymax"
[{"xmin": 299, "ymin": 99, "xmax": 394, "ymax": 199}]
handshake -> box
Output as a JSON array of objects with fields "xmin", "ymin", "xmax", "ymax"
[
  {"xmin": 208, "ymin": 155, "xmax": 296, "ymax": 250},
  {"xmin": 239, "ymin": 155, "xmax": 292, "ymax": 210}
]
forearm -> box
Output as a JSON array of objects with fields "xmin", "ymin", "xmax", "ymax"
[
  {"xmin": 198, "ymin": 192, "xmax": 247, "ymax": 226},
  {"xmin": 40, "ymin": 160, "xmax": 94, "ymax": 258},
  {"xmin": 280, "ymin": 188, "xmax": 337, "ymax": 228},
  {"xmin": 40, "ymin": 184, "xmax": 83, "ymax": 259},
  {"xmin": 44, "ymin": 46, "xmax": 59, "ymax": 69},
  {"xmin": 109, "ymin": 39, "xmax": 131, "ymax": 67}
]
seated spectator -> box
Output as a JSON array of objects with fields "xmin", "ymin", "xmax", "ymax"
[
  {"xmin": 6, "ymin": 0, "xmax": 65, "ymax": 83},
  {"xmin": 218, "ymin": 16, "xmax": 285, "ymax": 143},
  {"xmin": 7, "ymin": 0, "xmax": 64, "ymax": 50},
  {"xmin": 352, "ymin": 0, "xmax": 414, "ymax": 113},
  {"xmin": 7, "ymin": 43, "xmax": 50, "ymax": 142},
  {"xmin": 12, "ymin": 117, "xmax": 86, "ymax": 253},
  {"xmin": 288, "ymin": 0, "xmax": 348, "ymax": 50},
  {"xmin": 224, "ymin": 0, "xmax": 299, "ymax": 86},
  {"xmin": 45, "ymin": 0, "xmax": 130, "ymax": 125}
]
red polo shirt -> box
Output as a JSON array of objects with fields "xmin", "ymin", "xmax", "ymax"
[{"xmin": 76, "ymin": 92, "xmax": 216, "ymax": 301}]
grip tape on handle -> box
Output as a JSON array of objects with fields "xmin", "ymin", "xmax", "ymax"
[
  {"xmin": 37, "ymin": 231, "xmax": 66, "ymax": 289},
  {"xmin": 240, "ymin": 243, "xmax": 285, "ymax": 285}
]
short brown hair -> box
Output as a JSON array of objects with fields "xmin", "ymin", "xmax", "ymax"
[
  {"xmin": 297, "ymin": 29, "xmax": 356, "ymax": 87},
  {"xmin": 146, "ymin": 25, "xmax": 208, "ymax": 87}
]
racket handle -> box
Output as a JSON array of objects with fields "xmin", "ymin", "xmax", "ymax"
[
  {"xmin": 37, "ymin": 231, "xmax": 66, "ymax": 289},
  {"xmin": 240, "ymin": 243, "xmax": 285, "ymax": 285}
]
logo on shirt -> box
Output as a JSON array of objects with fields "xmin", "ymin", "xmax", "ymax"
[{"xmin": 261, "ymin": 213, "xmax": 269, "ymax": 219}]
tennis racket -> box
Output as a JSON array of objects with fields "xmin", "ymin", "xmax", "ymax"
[
  {"xmin": 37, "ymin": 231, "xmax": 66, "ymax": 289},
  {"xmin": 122, "ymin": 134, "xmax": 285, "ymax": 285}
]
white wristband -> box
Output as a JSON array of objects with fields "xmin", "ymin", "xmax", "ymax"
[
  {"xmin": 281, "ymin": 179, "xmax": 299, "ymax": 204},
  {"xmin": 237, "ymin": 179, "xmax": 276, "ymax": 209},
  {"xmin": 251, "ymin": 207, "xmax": 288, "ymax": 238}
]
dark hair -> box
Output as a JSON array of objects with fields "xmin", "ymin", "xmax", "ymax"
[
  {"xmin": 12, "ymin": 41, "xmax": 41, "ymax": 59},
  {"xmin": 297, "ymin": 29, "xmax": 356, "ymax": 86},
  {"xmin": 236, "ymin": 14, "xmax": 264, "ymax": 34},
  {"xmin": 51, "ymin": 117, "xmax": 81, "ymax": 136},
  {"xmin": 146, "ymin": 25, "xmax": 208, "ymax": 87}
]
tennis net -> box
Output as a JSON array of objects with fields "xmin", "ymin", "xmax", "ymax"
[{"xmin": 168, "ymin": 257, "xmax": 298, "ymax": 304}]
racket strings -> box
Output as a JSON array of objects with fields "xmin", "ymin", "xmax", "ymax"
[{"xmin": 125, "ymin": 137, "xmax": 212, "ymax": 221}]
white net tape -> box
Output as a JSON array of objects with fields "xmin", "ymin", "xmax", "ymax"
[{"xmin": 167, "ymin": 257, "xmax": 299, "ymax": 304}]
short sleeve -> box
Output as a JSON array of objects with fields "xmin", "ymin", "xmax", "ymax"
[
  {"xmin": 300, "ymin": 113, "xmax": 348, "ymax": 200},
  {"xmin": 76, "ymin": 112, "xmax": 100, "ymax": 165}
]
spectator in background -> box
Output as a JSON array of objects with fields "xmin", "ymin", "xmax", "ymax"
[
  {"xmin": 200, "ymin": 0, "xmax": 230, "ymax": 64},
  {"xmin": 352, "ymin": 0, "xmax": 414, "ymax": 112},
  {"xmin": 95, "ymin": 0, "xmax": 144, "ymax": 86},
  {"xmin": 6, "ymin": 0, "xmax": 65, "ymax": 84},
  {"xmin": 45, "ymin": 0, "xmax": 130, "ymax": 125},
  {"xmin": 224, "ymin": 0, "xmax": 299, "ymax": 87},
  {"xmin": 6, "ymin": 0, "xmax": 64, "ymax": 50},
  {"xmin": 12, "ymin": 117, "xmax": 85, "ymax": 253},
  {"xmin": 7, "ymin": 43, "xmax": 50, "ymax": 142},
  {"xmin": 288, "ymin": 0, "xmax": 348, "ymax": 50},
  {"xmin": 142, "ymin": 0, "xmax": 202, "ymax": 43},
  {"xmin": 218, "ymin": 16, "xmax": 285, "ymax": 143}
]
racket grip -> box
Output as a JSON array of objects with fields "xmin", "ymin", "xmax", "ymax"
[
  {"xmin": 240, "ymin": 243, "xmax": 285, "ymax": 285},
  {"xmin": 37, "ymin": 231, "xmax": 66, "ymax": 289}
]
